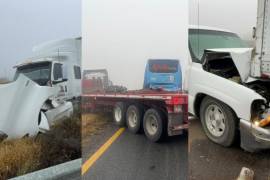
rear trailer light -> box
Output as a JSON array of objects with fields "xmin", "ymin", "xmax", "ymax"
[
  {"xmin": 169, "ymin": 96, "xmax": 187, "ymax": 105},
  {"xmin": 171, "ymin": 97, "xmax": 181, "ymax": 104},
  {"xmin": 174, "ymin": 105, "xmax": 183, "ymax": 113}
]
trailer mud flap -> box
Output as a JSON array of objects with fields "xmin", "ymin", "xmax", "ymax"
[
  {"xmin": 0, "ymin": 75, "xmax": 59, "ymax": 139},
  {"xmin": 167, "ymin": 113, "xmax": 185, "ymax": 136}
]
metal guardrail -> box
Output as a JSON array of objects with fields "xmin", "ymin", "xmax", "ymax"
[{"xmin": 9, "ymin": 158, "xmax": 81, "ymax": 180}]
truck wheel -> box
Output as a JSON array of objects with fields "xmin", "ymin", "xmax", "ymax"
[
  {"xmin": 126, "ymin": 105, "xmax": 143, "ymax": 134},
  {"xmin": 113, "ymin": 102, "xmax": 127, "ymax": 127},
  {"xmin": 200, "ymin": 96, "xmax": 237, "ymax": 147},
  {"xmin": 143, "ymin": 108, "xmax": 164, "ymax": 142}
]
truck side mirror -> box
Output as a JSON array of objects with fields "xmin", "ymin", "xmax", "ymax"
[
  {"xmin": 252, "ymin": 27, "xmax": 256, "ymax": 39},
  {"xmin": 52, "ymin": 78, "xmax": 67, "ymax": 85},
  {"xmin": 53, "ymin": 63, "xmax": 63, "ymax": 82}
]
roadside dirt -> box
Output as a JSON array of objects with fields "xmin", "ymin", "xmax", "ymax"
[
  {"xmin": 189, "ymin": 118, "xmax": 270, "ymax": 180},
  {"xmin": 81, "ymin": 113, "xmax": 111, "ymax": 148},
  {"xmin": 0, "ymin": 79, "xmax": 9, "ymax": 84},
  {"xmin": 0, "ymin": 112, "xmax": 81, "ymax": 180}
]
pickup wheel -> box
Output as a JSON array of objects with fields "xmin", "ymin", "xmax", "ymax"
[
  {"xmin": 143, "ymin": 108, "xmax": 164, "ymax": 142},
  {"xmin": 113, "ymin": 102, "xmax": 127, "ymax": 127},
  {"xmin": 126, "ymin": 105, "xmax": 143, "ymax": 134},
  {"xmin": 200, "ymin": 96, "xmax": 237, "ymax": 147}
]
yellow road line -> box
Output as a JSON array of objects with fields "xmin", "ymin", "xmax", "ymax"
[{"xmin": 81, "ymin": 127, "xmax": 125, "ymax": 175}]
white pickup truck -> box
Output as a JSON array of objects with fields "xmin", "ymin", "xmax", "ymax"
[
  {"xmin": 187, "ymin": 23, "xmax": 270, "ymax": 152},
  {"xmin": 186, "ymin": 0, "xmax": 270, "ymax": 152}
]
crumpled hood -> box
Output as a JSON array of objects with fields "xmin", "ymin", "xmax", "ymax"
[
  {"xmin": 205, "ymin": 48, "xmax": 254, "ymax": 83},
  {"xmin": 0, "ymin": 74, "xmax": 59, "ymax": 139}
]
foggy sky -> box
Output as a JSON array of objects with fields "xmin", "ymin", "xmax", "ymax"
[
  {"xmin": 0, "ymin": 0, "xmax": 81, "ymax": 79},
  {"xmin": 189, "ymin": 0, "xmax": 257, "ymax": 40},
  {"xmin": 83, "ymin": 0, "xmax": 188, "ymax": 90}
]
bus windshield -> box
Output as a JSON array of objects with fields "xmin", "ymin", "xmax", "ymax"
[{"xmin": 149, "ymin": 60, "xmax": 179, "ymax": 73}]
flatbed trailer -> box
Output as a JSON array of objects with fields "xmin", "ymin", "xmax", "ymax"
[{"xmin": 82, "ymin": 89, "xmax": 188, "ymax": 141}]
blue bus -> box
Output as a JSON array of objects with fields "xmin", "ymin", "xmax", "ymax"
[{"xmin": 143, "ymin": 59, "xmax": 182, "ymax": 92}]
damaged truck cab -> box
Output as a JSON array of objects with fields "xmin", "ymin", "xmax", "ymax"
[
  {"xmin": 0, "ymin": 38, "xmax": 81, "ymax": 141},
  {"xmin": 187, "ymin": 26, "xmax": 270, "ymax": 152}
]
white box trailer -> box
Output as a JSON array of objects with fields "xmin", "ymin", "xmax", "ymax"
[{"xmin": 252, "ymin": 0, "xmax": 270, "ymax": 78}]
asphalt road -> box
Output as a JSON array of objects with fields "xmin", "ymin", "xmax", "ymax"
[
  {"xmin": 189, "ymin": 117, "xmax": 270, "ymax": 180},
  {"xmin": 58, "ymin": 170, "xmax": 81, "ymax": 180},
  {"xmin": 82, "ymin": 115, "xmax": 188, "ymax": 180}
]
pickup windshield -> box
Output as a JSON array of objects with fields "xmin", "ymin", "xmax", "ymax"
[
  {"xmin": 15, "ymin": 62, "xmax": 51, "ymax": 86},
  {"xmin": 189, "ymin": 29, "xmax": 248, "ymax": 62}
]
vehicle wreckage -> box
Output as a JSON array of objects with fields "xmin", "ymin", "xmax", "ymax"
[
  {"xmin": 202, "ymin": 48, "xmax": 270, "ymax": 151},
  {"xmin": 0, "ymin": 74, "xmax": 73, "ymax": 141},
  {"xmin": 0, "ymin": 37, "xmax": 81, "ymax": 141}
]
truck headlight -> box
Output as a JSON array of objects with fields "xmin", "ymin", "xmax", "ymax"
[
  {"xmin": 253, "ymin": 120, "xmax": 260, "ymax": 127},
  {"xmin": 174, "ymin": 105, "xmax": 183, "ymax": 113}
]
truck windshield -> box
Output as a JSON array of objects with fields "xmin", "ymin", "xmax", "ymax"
[
  {"xmin": 15, "ymin": 62, "xmax": 51, "ymax": 86},
  {"xmin": 189, "ymin": 29, "xmax": 248, "ymax": 62},
  {"xmin": 149, "ymin": 60, "xmax": 179, "ymax": 73}
]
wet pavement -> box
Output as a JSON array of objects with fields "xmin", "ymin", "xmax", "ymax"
[
  {"xmin": 82, "ymin": 114, "xmax": 188, "ymax": 180},
  {"xmin": 189, "ymin": 117, "xmax": 270, "ymax": 180}
]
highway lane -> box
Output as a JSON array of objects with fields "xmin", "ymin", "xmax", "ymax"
[
  {"xmin": 82, "ymin": 115, "xmax": 188, "ymax": 180},
  {"xmin": 189, "ymin": 118, "xmax": 270, "ymax": 180}
]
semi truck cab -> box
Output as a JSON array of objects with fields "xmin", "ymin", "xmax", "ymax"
[
  {"xmin": 14, "ymin": 60, "xmax": 69, "ymax": 101},
  {"xmin": 0, "ymin": 38, "xmax": 81, "ymax": 140}
]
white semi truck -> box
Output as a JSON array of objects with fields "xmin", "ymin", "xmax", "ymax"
[
  {"xmin": 0, "ymin": 37, "xmax": 81, "ymax": 140},
  {"xmin": 186, "ymin": 0, "xmax": 270, "ymax": 152}
]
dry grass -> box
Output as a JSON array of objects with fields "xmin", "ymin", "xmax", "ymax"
[
  {"xmin": 0, "ymin": 138, "xmax": 42, "ymax": 179},
  {"xmin": 0, "ymin": 113, "xmax": 81, "ymax": 179},
  {"xmin": 82, "ymin": 113, "xmax": 111, "ymax": 145},
  {"xmin": 0, "ymin": 78, "xmax": 9, "ymax": 84}
]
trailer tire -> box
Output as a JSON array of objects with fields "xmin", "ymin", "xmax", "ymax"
[
  {"xmin": 113, "ymin": 102, "xmax": 127, "ymax": 127},
  {"xmin": 200, "ymin": 96, "xmax": 237, "ymax": 147},
  {"xmin": 126, "ymin": 105, "xmax": 143, "ymax": 134},
  {"xmin": 143, "ymin": 108, "xmax": 164, "ymax": 142}
]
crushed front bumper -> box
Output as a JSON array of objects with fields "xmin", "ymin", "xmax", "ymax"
[{"xmin": 240, "ymin": 119, "xmax": 270, "ymax": 152}]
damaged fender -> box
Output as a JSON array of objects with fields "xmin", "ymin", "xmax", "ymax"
[
  {"xmin": 0, "ymin": 75, "xmax": 59, "ymax": 139},
  {"xmin": 188, "ymin": 48, "xmax": 270, "ymax": 151}
]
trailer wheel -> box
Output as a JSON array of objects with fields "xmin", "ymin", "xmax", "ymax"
[
  {"xmin": 200, "ymin": 96, "xmax": 237, "ymax": 147},
  {"xmin": 113, "ymin": 102, "xmax": 127, "ymax": 127},
  {"xmin": 126, "ymin": 105, "xmax": 143, "ymax": 134},
  {"xmin": 143, "ymin": 108, "xmax": 164, "ymax": 142}
]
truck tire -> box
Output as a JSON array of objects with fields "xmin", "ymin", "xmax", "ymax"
[
  {"xmin": 143, "ymin": 108, "xmax": 164, "ymax": 142},
  {"xmin": 200, "ymin": 96, "xmax": 237, "ymax": 147},
  {"xmin": 126, "ymin": 105, "xmax": 143, "ymax": 134},
  {"xmin": 113, "ymin": 102, "xmax": 127, "ymax": 127}
]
